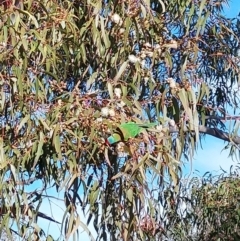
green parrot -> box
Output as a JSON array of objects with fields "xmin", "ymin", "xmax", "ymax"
[{"xmin": 106, "ymin": 122, "xmax": 157, "ymax": 145}]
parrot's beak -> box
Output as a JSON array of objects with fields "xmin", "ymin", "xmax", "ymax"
[{"xmin": 105, "ymin": 139, "xmax": 110, "ymax": 146}]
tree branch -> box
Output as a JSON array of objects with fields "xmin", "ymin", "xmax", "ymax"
[
  {"xmin": 169, "ymin": 125, "xmax": 240, "ymax": 145},
  {"xmin": 205, "ymin": 115, "xmax": 240, "ymax": 121},
  {"xmin": 198, "ymin": 125, "xmax": 240, "ymax": 144}
]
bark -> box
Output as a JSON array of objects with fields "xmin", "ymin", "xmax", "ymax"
[{"xmin": 169, "ymin": 125, "xmax": 240, "ymax": 145}]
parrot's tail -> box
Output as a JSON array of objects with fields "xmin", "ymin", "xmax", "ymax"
[{"xmin": 138, "ymin": 122, "xmax": 158, "ymax": 128}]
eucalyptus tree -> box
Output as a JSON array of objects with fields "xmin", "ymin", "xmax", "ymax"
[
  {"xmin": 169, "ymin": 166, "xmax": 240, "ymax": 241},
  {"xmin": 0, "ymin": 0, "xmax": 239, "ymax": 240}
]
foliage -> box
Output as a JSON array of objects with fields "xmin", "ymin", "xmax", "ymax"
[
  {"xmin": 0, "ymin": 0, "xmax": 240, "ymax": 240},
  {"xmin": 162, "ymin": 166, "xmax": 240, "ymax": 241}
]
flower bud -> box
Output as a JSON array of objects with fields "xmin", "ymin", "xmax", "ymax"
[
  {"xmin": 112, "ymin": 13, "xmax": 122, "ymax": 25},
  {"xmin": 101, "ymin": 107, "xmax": 109, "ymax": 117},
  {"xmin": 156, "ymin": 124, "xmax": 162, "ymax": 131},
  {"xmin": 114, "ymin": 88, "xmax": 122, "ymax": 98},
  {"xmin": 119, "ymin": 28, "xmax": 125, "ymax": 34},
  {"xmin": 169, "ymin": 119, "xmax": 175, "ymax": 127},
  {"xmin": 167, "ymin": 78, "xmax": 176, "ymax": 89},
  {"xmin": 96, "ymin": 117, "xmax": 103, "ymax": 122},
  {"xmin": 109, "ymin": 109, "xmax": 115, "ymax": 117},
  {"xmin": 128, "ymin": 54, "xmax": 139, "ymax": 63},
  {"xmin": 164, "ymin": 40, "xmax": 178, "ymax": 49}
]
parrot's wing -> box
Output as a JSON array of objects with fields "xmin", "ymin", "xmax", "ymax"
[
  {"xmin": 117, "ymin": 122, "xmax": 158, "ymax": 140},
  {"xmin": 118, "ymin": 123, "xmax": 141, "ymax": 140}
]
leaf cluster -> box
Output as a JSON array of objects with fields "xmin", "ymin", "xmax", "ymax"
[{"xmin": 0, "ymin": 0, "xmax": 239, "ymax": 240}]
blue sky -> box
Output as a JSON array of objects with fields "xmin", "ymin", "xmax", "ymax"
[
  {"xmin": 189, "ymin": 0, "xmax": 240, "ymax": 176},
  {"xmin": 224, "ymin": 0, "xmax": 239, "ymax": 18},
  {"xmin": 30, "ymin": 1, "xmax": 240, "ymax": 240}
]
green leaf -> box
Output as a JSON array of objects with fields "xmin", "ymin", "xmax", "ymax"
[
  {"xmin": 52, "ymin": 124, "xmax": 62, "ymax": 159},
  {"xmin": 17, "ymin": 8, "xmax": 39, "ymax": 28},
  {"xmin": 87, "ymin": 72, "xmax": 98, "ymax": 90},
  {"xmin": 78, "ymin": 220, "xmax": 96, "ymax": 241},
  {"xmin": 16, "ymin": 114, "xmax": 30, "ymax": 135},
  {"xmin": 127, "ymin": 188, "xmax": 133, "ymax": 203},
  {"xmin": 39, "ymin": 118, "xmax": 50, "ymax": 131},
  {"xmin": 100, "ymin": 16, "xmax": 110, "ymax": 49},
  {"xmin": 113, "ymin": 61, "xmax": 128, "ymax": 82},
  {"xmin": 10, "ymin": 164, "xmax": 17, "ymax": 182},
  {"xmin": 32, "ymin": 131, "xmax": 44, "ymax": 169},
  {"xmin": 178, "ymin": 89, "xmax": 193, "ymax": 130}
]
